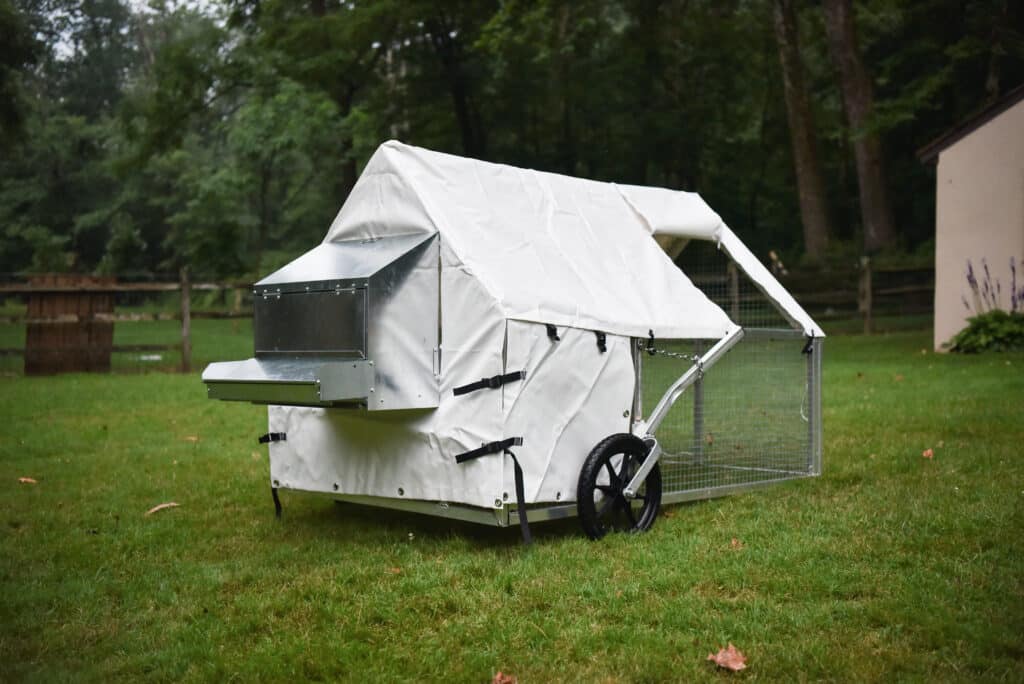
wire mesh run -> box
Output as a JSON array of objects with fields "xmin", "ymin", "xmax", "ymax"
[{"xmin": 642, "ymin": 241, "xmax": 822, "ymax": 500}]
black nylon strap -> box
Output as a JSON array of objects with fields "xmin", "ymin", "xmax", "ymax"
[
  {"xmin": 546, "ymin": 324, "xmax": 560, "ymax": 341},
  {"xmin": 508, "ymin": 451, "xmax": 532, "ymax": 545},
  {"xmin": 452, "ymin": 370, "xmax": 526, "ymax": 396},
  {"xmin": 455, "ymin": 437, "xmax": 523, "ymax": 464},
  {"xmin": 802, "ymin": 335, "xmax": 814, "ymax": 355},
  {"xmin": 259, "ymin": 432, "xmax": 286, "ymax": 444},
  {"xmin": 595, "ymin": 331, "xmax": 607, "ymax": 353}
]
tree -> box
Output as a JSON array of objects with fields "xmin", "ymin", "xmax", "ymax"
[
  {"xmin": 823, "ymin": 0, "xmax": 895, "ymax": 253},
  {"xmin": 772, "ymin": 0, "xmax": 833, "ymax": 261}
]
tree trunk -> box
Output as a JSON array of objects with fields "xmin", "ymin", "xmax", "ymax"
[
  {"xmin": 823, "ymin": 0, "xmax": 895, "ymax": 253},
  {"xmin": 773, "ymin": 0, "xmax": 833, "ymax": 261}
]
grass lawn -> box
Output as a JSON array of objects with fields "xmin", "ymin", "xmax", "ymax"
[{"xmin": 1, "ymin": 330, "xmax": 1023, "ymax": 681}]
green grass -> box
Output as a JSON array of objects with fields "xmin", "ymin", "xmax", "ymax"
[{"xmin": 1, "ymin": 331, "xmax": 1023, "ymax": 681}]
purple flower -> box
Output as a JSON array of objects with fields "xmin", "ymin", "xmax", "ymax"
[
  {"xmin": 963, "ymin": 295, "xmax": 971, "ymax": 311},
  {"xmin": 966, "ymin": 260, "xmax": 977, "ymax": 288}
]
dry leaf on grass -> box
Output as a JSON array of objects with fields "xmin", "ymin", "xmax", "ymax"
[
  {"xmin": 183, "ymin": 435, "xmax": 199, "ymax": 443},
  {"xmin": 895, "ymin": 374, "xmax": 905, "ymax": 382},
  {"xmin": 730, "ymin": 537, "xmax": 744, "ymax": 550},
  {"xmin": 707, "ymin": 643, "xmax": 747, "ymax": 671},
  {"xmin": 922, "ymin": 448, "xmax": 934, "ymax": 459},
  {"xmin": 705, "ymin": 432, "xmax": 714, "ymax": 445},
  {"xmin": 145, "ymin": 502, "xmax": 180, "ymax": 516},
  {"xmin": 385, "ymin": 567, "xmax": 402, "ymax": 575},
  {"xmin": 18, "ymin": 477, "xmax": 38, "ymax": 484},
  {"xmin": 492, "ymin": 672, "xmax": 517, "ymax": 684}
]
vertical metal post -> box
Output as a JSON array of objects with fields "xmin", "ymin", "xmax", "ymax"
[
  {"xmin": 806, "ymin": 337, "xmax": 823, "ymax": 475},
  {"xmin": 180, "ymin": 267, "xmax": 192, "ymax": 373},
  {"xmin": 692, "ymin": 340, "xmax": 705, "ymax": 462}
]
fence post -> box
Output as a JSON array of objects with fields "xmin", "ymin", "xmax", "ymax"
[
  {"xmin": 858, "ymin": 255, "xmax": 873, "ymax": 335},
  {"xmin": 727, "ymin": 261, "xmax": 740, "ymax": 322},
  {"xmin": 180, "ymin": 267, "xmax": 192, "ymax": 373}
]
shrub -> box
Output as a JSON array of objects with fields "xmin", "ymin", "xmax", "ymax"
[{"xmin": 947, "ymin": 309, "xmax": 1024, "ymax": 353}]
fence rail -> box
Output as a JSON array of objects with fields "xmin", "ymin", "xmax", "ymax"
[{"xmin": 0, "ymin": 261, "xmax": 933, "ymax": 375}]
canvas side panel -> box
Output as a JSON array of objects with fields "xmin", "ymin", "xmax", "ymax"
[
  {"xmin": 268, "ymin": 239, "xmax": 506, "ymax": 509},
  {"xmin": 501, "ymin": 322, "xmax": 634, "ymax": 504}
]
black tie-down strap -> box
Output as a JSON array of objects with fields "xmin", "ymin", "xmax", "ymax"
[
  {"xmin": 802, "ymin": 335, "xmax": 815, "ymax": 355},
  {"xmin": 259, "ymin": 432, "xmax": 286, "ymax": 444},
  {"xmin": 595, "ymin": 331, "xmax": 607, "ymax": 353},
  {"xmin": 455, "ymin": 437, "xmax": 532, "ymax": 545},
  {"xmin": 546, "ymin": 324, "xmax": 560, "ymax": 341},
  {"xmin": 453, "ymin": 370, "xmax": 525, "ymax": 397}
]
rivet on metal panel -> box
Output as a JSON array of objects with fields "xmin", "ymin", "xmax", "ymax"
[{"xmin": 398, "ymin": 488, "xmax": 404, "ymax": 496}]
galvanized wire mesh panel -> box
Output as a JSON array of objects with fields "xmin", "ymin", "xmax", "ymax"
[{"xmin": 643, "ymin": 241, "xmax": 821, "ymax": 500}]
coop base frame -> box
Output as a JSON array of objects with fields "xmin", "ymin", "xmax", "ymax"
[{"xmin": 325, "ymin": 472, "xmax": 812, "ymax": 528}]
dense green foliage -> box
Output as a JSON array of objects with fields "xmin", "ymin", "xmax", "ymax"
[
  {"xmin": 1, "ymin": 332, "xmax": 1023, "ymax": 680},
  {"xmin": 1, "ymin": 0, "xmax": 1022, "ymax": 278},
  {"xmin": 948, "ymin": 309, "xmax": 1024, "ymax": 352}
]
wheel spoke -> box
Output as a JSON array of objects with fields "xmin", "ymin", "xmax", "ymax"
[
  {"xmin": 603, "ymin": 460, "xmax": 618, "ymax": 484},
  {"xmin": 597, "ymin": 494, "xmax": 617, "ymax": 518},
  {"xmin": 622, "ymin": 500, "xmax": 638, "ymax": 526},
  {"xmin": 618, "ymin": 454, "xmax": 631, "ymax": 485}
]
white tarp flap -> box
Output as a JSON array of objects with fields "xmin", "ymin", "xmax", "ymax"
[
  {"xmin": 615, "ymin": 183, "xmax": 724, "ymax": 240},
  {"xmin": 325, "ymin": 141, "xmax": 733, "ymax": 341},
  {"xmin": 501, "ymin": 321, "xmax": 634, "ymax": 503},
  {"xmin": 716, "ymin": 225, "xmax": 825, "ymax": 338}
]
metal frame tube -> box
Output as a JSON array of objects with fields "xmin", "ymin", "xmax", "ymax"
[{"xmin": 640, "ymin": 324, "xmax": 745, "ymax": 436}]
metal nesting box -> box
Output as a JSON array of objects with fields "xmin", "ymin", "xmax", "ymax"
[{"xmin": 202, "ymin": 232, "xmax": 439, "ymax": 410}]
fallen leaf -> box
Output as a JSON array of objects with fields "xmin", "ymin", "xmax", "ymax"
[
  {"xmin": 705, "ymin": 432, "xmax": 714, "ymax": 445},
  {"xmin": 730, "ymin": 538, "xmax": 744, "ymax": 550},
  {"xmin": 18, "ymin": 477, "xmax": 37, "ymax": 484},
  {"xmin": 183, "ymin": 435, "xmax": 199, "ymax": 443},
  {"xmin": 492, "ymin": 672, "xmax": 517, "ymax": 684},
  {"xmin": 385, "ymin": 567, "xmax": 401, "ymax": 575},
  {"xmin": 869, "ymin": 453, "xmax": 877, "ymax": 459},
  {"xmin": 707, "ymin": 643, "xmax": 747, "ymax": 672},
  {"xmin": 145, "ymin": 502, "xmax": 180, "ymax": 516},
  {"xmin": 922, "ymin": 448, "xmax": 934, "ymax": 459},
  {"xmin": 894, "ymin": 374, "xmax": 905, "ymax": 382}
]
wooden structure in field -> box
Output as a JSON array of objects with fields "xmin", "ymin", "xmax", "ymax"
[{"xmin": 24, "ymin": 274, "xmax": 115, "ymax": 375}]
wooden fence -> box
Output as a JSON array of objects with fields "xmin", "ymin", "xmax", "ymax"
[
  {"xmin": 0, "ymin": 262, "xmax": 933, "ymax": 374},
  {"xmin": 0, "ymin": 269, "xmax": 250, "ymax": 375}
]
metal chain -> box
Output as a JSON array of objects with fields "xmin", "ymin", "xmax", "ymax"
[
  {"xmin": 652, "ymin": 348, "xmax": 700, "ymax": 362},
  {"xmin": 637, "ymin": 339, "xmax": 701, "ymax": 363}
]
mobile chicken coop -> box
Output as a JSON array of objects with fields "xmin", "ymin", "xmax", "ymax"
[{"xmin": 203, "ymin": 141, "xmax": 823, "ymax": 541}]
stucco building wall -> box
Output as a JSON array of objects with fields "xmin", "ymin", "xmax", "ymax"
[{"xmin": 934, "ymin": 100, "xmax": 1024, "ymax": 350}]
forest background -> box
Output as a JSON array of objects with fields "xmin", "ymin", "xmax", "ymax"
[{"xmin": 1, "ymin": 0, "xmax": 1022, "ymax": 281}]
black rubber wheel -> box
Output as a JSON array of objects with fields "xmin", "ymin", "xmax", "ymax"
[{"xmin": 577, "ymin": 433, "xmax": 662, "ymax": 540}]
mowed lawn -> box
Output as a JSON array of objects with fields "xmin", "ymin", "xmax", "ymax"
[{"xmin": 1, "ymin": 331, "xmax": 1022, "ymax": 681}]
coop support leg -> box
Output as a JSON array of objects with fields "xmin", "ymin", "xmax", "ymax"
[{"xmin": 271, "ymin": 486, "xmax": 282, "ymax": 519}]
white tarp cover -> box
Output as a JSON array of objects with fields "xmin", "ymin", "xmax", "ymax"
[
  {"xmin": 325, "ymin": 140, "xmax": 733, "ymax": 340},
  {"xmin": 266, "ymin": 141, "xmax": 821, "ymax": 511}
]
